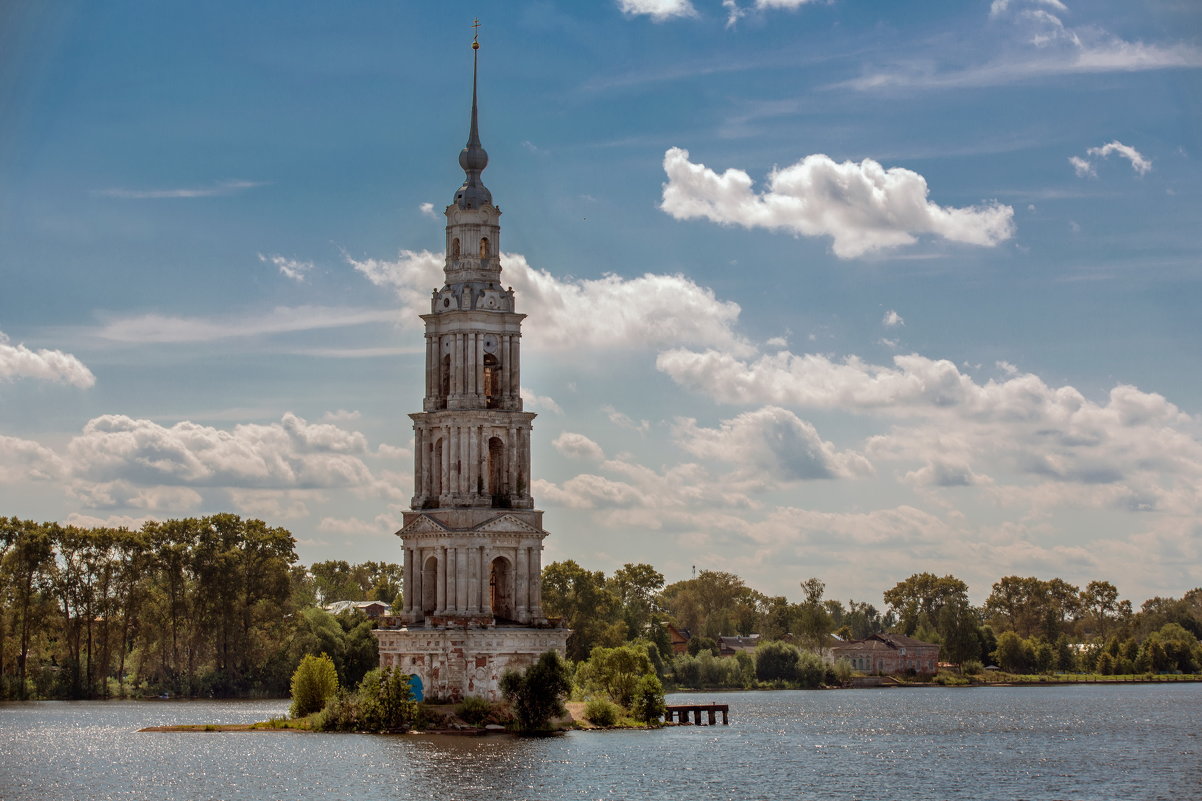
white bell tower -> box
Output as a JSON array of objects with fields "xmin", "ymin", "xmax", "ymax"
[{"xmin": 374, "ymin": 28, "xmax": 569, "ymax": 702}]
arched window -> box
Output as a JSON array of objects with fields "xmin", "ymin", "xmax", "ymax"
[
  {"xmin": 488, "ymin": 436, "xmax": 506, "ymax": 507},
  {"xmin": 451, "ymin": 238, "xmax": 460, "ymax": 260},
  {"xmin": 483, "ymin": 353, "xmax": 499, "ymax": 408},
  {"xmin": 422, "ymin": 556, "xmax": 439, "ymax": 617},
  {"xmin": 431, "ymin": 437, "xmax": 444, "ymax": 502},
  {"xmin": 479, "ymin": 237, "xmax": 490, "ymax": 258},
  {"xmin": 490, "ymin": 556, "xmax": 513, "ymax": 621}
]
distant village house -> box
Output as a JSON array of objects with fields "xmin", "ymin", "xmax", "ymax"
[{"xmin": 830, "ymin": 633, "xmax": 939, "ymax": 674}]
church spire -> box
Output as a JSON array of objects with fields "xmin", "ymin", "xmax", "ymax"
[{"xmin": 454, "ymin": 20, "xmax": 492, "ymax": 210}]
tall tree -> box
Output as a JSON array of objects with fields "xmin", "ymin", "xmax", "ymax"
[
  {"xmin": 883, "ymin": 573, "xmax": 971, "ymax": 636},
  {"xmin": 608, "ymin": 563, "xmax": 664, "ymax": 640},
  {"xmin": 541, "ymin": 560, "xmax": 622, "ymax": 661}
]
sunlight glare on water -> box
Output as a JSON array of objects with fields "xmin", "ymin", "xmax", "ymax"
[{"xmin": 1, "ymin": 685, "xmax": 1200, "ymax": 801}]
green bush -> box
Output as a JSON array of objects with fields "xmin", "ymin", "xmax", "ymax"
[
  {"xmin": 355, "ymin": 667, "xmax": 418, "ymax": 732},
  {"xmin": 500, "ymin": 650, "xmax": 573, "ymax": 733},
  {"xmin": 961, "ymin": 660, "xmax": 983, "ymax": 675},
  {"xmin": 289, "ymin": 653, "xmax": 339, "ymax": 718},
  {"xmin": 584, "ymin": 697, "xmax": 621, "ymax": 726},
  {"xmin": 579, "ymin": 644, "xmax": 655, "ymax": 707},
  {"xmin": 831, "ymin": 658, "xmax": 854, "ymax": 686},
  {"xmin": 629, "ymin": 674, "xmax": 666, "ymax": 725},
  {"xmin": 796, "ymin": 651, "xmax": 826, "ymax": 688},
  {"xmin": 671, "ymin": 654, "xmax": 702, "ymax": 688},
  {"xmin": 932, "ymin": 671, "xmax": 969, "ymax": 686},
  {"xmin": 755, "ymin": 641, "xmax": 801, "ymax": 682},
  {"xmin": 455, "ymin": 695, "xmax": 492, "ymax": 725}
]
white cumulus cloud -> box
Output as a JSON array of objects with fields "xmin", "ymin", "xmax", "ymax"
[
  {"xmin": 0, "ymin": 332, "xmax": 95, "ymax": 388},
  {"xmin": 674, "ymin": 407, "xmax": 873, "ymax": 482},
  {"xmin": 617, "ymin": 0, "xmax": 696, "ymax": 21},
  {"xmin": 883, "ymin": 310, "xmax": 905, "ymax": 327},
  {"xmin": 553, "ymin": 432, "xmax": 607, "ymax": 462},
  {"xmin": 348, "ymin": 249, "xmax": 750, "ymax": 355},
  {"xmin": 660, "ymin": 147, "xmax": 1015, "ymax": 259},
  {"xmin": 66, "ymin": 412, "xmax": 373, "ymax": 489},
  {"xmin": 0, "ymin": 434, "xmax": 67, "ymax": 481}
]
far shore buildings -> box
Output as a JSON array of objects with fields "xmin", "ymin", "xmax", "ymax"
[
  {"xmin": 830, "ymin": 633, "xmax": 940, "ymax": 674},
  {"xmin": 371, "ymin": 39, "xmax": 569, "ymax": 701}
]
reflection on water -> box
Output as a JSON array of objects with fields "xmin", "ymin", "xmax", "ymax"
[{"xmin": 2, "ymin": 685, "xmax": 1200, "ymax": 801}]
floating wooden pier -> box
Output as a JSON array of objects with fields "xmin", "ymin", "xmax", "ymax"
[{"xmin": 664, "ymin": 703, "xmax": 729, "ymax": 725}]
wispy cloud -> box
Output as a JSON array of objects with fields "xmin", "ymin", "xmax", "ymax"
[
  {"xmin": 1070, "ymin": 140, "xmax": 1152, "ymax": 178},
  {"xmin": 841, "ymin": 1, "xmax": 1202, "ymax": 92},
  {"xmin": 259, "ymin": 253, "xmax": 314, "ymax": 282},
  {"xmin": 95, "ymin": 306, "xmax": 396, "ymax": 344},
  {"xmin": 93, "ymin": 180, "xmax": 267, "ymax": 199}
]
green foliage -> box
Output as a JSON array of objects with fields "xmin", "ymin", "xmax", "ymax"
[
  {"xmin": 583, "ymin": 697, "xmax": 621, "ymax": 726},
  {"xmin": 541, "ymin": 561, "xmax": 624, "ymax": 661},
  {"xmin": 831, "ymin": 658, "xmax": 854, "ymax": 686},
  {"xmin": 687, "ymin": 635, "xmax": 718, "ymax": 657},
  {"xmin": 670, "ymin": 653, "xmax": 701, "ymax": 688},
  {"xmin": 289, "ymin": 653, "xmax": 339, "ymax": 718},
  {"xmin": 578, "ymin": 644, "xmax": 655, "ymax": 707},
  {"xmin": 932, "ymin": 671, "xmax": 969, "ymax": 686},
  {"xmin": 608, "ymin": 563, "xmax": 665, "ymax": 640},
  {"xmin": 755, "ymin": 640, "xmax": 801, "ymax": 682},
  {"xmin": 993, "ymin": 631, "xmax": 1031, "ymax": 673},
  {"xmin": 455, "ymin": 695, "xmax": 492, "ymax": 724},
  {"xmin": 796, "ymin": 650, "xmax": 827, "ymax": 688},
  {"xmin": 629, "ymin": 674, "xmax": 666, "ymax": 724},
  {"xmin": 659, "ymin": 571, "xmax": 760, "ymax": 640},
  {"xmin": 500, "ymin": 650, "xmax": 573, "ymax": 733},
  {"xmin": 961, "ymin": 659, "xmax": 984, "ymax": 675},
  {"xmin": 733, "ymin": 651, "xmax": 756, "ymax": 687},
  {"xmin": 354, "ymin": 667, "xmax": 418, "ymax": 732},
  {"xmin": 796, "ymin": 578, "xmax": 833, "ymax": 649}
]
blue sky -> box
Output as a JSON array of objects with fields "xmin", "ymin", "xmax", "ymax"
[{"xmin": 2, "ymin": 0, "xmax": 1200, "ymax": 605}]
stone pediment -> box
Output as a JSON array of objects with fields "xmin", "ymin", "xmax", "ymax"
[
  {"xmin": 398, "ymin": 512, "xmax": 545, "ymax": 537},
  {"xmin": 472, "ymin": 514, "xmax": 545, "ymax": 535},
  {"xmin": 396, "ymin": 515, "xmax": 451, "ymax": 537}
]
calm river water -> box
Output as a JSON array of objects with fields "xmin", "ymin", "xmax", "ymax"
[{"xmin": 2, "ymin": 684, "xmax": 1200, "ymax": 801}]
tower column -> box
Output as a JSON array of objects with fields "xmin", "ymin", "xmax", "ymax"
[
  {"xmin": 425, "ymin": 335, "xmax": 435, "ymax": 405},
  {"xmin": 530, "ymin": 545, "xmax": 543, "ymax": 619},
  {"xmin": 506, "ymin": 426, "xmax": 516, "ymax": 497},
  {"xmin": 437, "ymin": 546, "xmax": 447, "ymax": 615},
  {"xmin": 512, "ymin": 333, "xmax": 521, "ymax": 402},
  {"xmin": 402, "ymin": 546, "xmax": 413, "ymax": 615},
  {"xmin": 459, "ymin": 425, "xmax": 470, "ymax": 495},
  {"xmin": 504, "ymin": 335, "xmax": 516, "ymax": 402},
  {"xmin": 475, "ymin": 332, "xmax": 485, "ymax": 402},
  {"xmin": 516, "ymin": 544, "xmax": 529, "ymax": 620},
  {"xmin": 456, "ymin": 547, "xmax": 468, "ymax": 611},
  {"xmin": 451, "ymin": 329, "xmax": 459, "ymax": 396},
  {"xmin": 413, "ymin": 428, "xmax": 424, "ymax": 502},
  {"xmin": 467, "ymin": 426, "xmax": 478, "ymax": 498}
]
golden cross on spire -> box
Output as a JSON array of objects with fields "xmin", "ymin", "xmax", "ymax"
[{"xmin": 471, "ymin": 18, "xmax": 481, "ymax": 50}]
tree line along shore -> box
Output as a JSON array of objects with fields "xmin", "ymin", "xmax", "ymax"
[{"xmin": 2, "ymin": 515, "xmax": 1200, "ymax": 704}]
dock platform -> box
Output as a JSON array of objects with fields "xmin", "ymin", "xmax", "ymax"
[{"xmin": 664, "ymin": 703, "xmax": 729, "ymax": 725}]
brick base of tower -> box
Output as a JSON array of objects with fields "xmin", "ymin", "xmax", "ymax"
[{"xmin": 373, "ymin": 624, "xmax": 569, "ymax": 702}]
